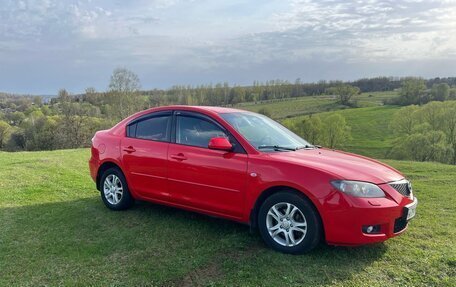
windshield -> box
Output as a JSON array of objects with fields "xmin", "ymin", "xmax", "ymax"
[{"xmin": 221, "ymin": 112, "xmax": 312, "ymax": 151}]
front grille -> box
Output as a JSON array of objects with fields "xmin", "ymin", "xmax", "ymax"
[{"xmin": 389, "ymin": 180, "xmax": 412, "ymax": 197}]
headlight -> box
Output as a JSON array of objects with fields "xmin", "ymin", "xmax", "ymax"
[{"xmin": 331, "ymin": 180, "xmax": 385, "ymax": 198}]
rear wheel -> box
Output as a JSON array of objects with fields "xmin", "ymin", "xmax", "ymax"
[
  {"xmin": 258, "ymin": 191, "xmax": 321, "ymax": 254},
  {"xmin": 100, "ymin": 167, "xmax": 134, "ymax": 210}
]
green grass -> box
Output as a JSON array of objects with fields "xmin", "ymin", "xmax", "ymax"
[
  {"xmin": 354, "ymin": 91, "xmax": 399, "ymax": 108},
  {"xmin": 236, "ymin": 91, "xmax": 398, "ymax": 120},
  {"xmin": 1, "ymin": 149, "xmax": 455, "ymax": 286},
  {"xmin": 283, "ymin": 106, "xmax": 400, "ymax": 158}
]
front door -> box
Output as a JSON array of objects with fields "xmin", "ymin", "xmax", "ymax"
[{"xmin": 167, "ymin": 112, "xmax": 248, "ymax": 218}]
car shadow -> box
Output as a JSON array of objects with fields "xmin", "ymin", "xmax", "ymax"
[{"xmin": 1, "ymin": 196, "xmax": 388, "ymax": 286}]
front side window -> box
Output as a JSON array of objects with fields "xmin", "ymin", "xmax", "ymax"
[
  {"xmin": 176, "ymin": 115, "xmax": 227, "ymax": 148},
  {"xmin": 221, "ymin": 112, "xmax": 311, "ymax": 151},
  {"xmin": 129, "ymin": 115, "xmax": 171, "ymax": 142}
]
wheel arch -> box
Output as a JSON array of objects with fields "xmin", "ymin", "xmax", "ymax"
[
  {"xmin": 249, "ymin": 186, "xmax": 325, "ymax": 239},
  {"xmin": 96, "ymin": 161, "xmax": 123, "ymax": 191}
]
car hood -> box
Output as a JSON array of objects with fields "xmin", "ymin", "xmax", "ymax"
[{"xmin": 267, "ymin": 148, "xmax": 403, "ymax": 184}]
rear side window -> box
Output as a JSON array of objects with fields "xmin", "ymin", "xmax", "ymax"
[
  {"xmin": 176, "ymin": 115, "xmax": 227, "ymax": 148},
  {"xmin": 128, "ymin": 115, "xmax": 171, "ymax": 142}
]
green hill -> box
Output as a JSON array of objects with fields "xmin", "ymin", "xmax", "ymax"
[
  {"xmin": 0, "ymin": 149, "xmax": 454, "ymax": 286},
  {"xmin": 235, "ymin": 91, "xmax": 401, "ymax": 159},
  {"xmin": 282, "ymin": 105, "xmax": 401, "ymax": 158},
  {"xmin": 237, "ymin": 91, "xmax": 398, "ymax": 119}
]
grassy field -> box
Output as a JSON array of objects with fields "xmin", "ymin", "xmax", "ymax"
[
  {"xmin": 0, "ymin": 149, "xmax": 455, "ymax": 286},
  {"xmin": 237, "ymin": 91, "xmax": 399, "ymax": 119},
  {"xmin": 282, "ymin": 106, "xmax": 401, "ymax": 158},
  {"xmin": 237, "ymin": 91, "xmax": 401, "ymax": 158}
]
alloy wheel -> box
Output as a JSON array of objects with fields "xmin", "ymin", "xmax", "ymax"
[
  {"xmin": 103, "ymin": 174, "xmax": 123, "ymax": 205},
  {"xmin": 266, "ymin": 202, "xmax": 307, "ymax": 247}
]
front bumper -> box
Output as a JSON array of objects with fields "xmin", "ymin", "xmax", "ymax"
[{"xmin": 322, "ymin": 190, "xmax": 417, "ymax": 246}]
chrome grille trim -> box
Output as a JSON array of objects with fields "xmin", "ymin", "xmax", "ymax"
[{"xmin": 389, "ymin": 179, "xmax": 412, "ymax": 198}]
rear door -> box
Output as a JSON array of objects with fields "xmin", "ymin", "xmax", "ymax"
[
  {"xmin": 121, "ymin": 111, "xmax": 172, "ymax": 201},
  {"xmin": 167, "ymin": 111, "xmax": 249, "ymax": 218}
]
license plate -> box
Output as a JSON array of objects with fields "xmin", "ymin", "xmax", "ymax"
[{"xmin": 406, "ymin": 199, "xmax": 418, "ymax": 220}]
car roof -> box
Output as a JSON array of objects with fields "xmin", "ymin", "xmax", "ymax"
[
  {"xmin": 164, "ymin": 105, "xmax": 248, "ymax": 114},
  {"xmin": 111, "ymin": 105, "xmax": 250, "ymax": 134},
  {"xmin": 109, "ymin": 104, "xmax": 260, "ymax": 154}
]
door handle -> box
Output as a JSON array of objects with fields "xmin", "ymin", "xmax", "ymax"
[
  {"xmin": 170, "ymin": 153, "xmax": 187, "ymax": 161},
  {"xmin": 123, "ymin": 146, "xmax": 136, "ymax": 153}
]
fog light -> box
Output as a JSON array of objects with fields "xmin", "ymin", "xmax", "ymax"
[{"xmin": 362, "ymin": 225, "xmax": 381, "ymax": 234}]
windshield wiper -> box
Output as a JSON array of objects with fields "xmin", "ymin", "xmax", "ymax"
[
  {"xmin": 295, "ymin": 144, "xmax": 316, "ymax": 150},
  {"xmin": 258, "ymin": 145, "xmax": 298, "ymax": 151}
]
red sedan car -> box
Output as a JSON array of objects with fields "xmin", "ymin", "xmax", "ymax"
[{"xmin": 89, "ymin": 105, "xmax": 417, "ymax": 254}]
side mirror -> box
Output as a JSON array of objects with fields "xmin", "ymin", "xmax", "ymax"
[{"xmin": 208, "ymin": 137, "xmax": 233, "ymax": 151}]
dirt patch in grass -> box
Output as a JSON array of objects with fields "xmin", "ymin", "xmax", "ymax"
[
  {"xmin": 178, "ymin": 261, "xmax": 222, "ymax": 287},
  {"xmin": 167, "ymin": 244, "xmax": 262, "ymax": 286}
]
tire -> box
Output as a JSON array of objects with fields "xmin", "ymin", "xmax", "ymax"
[
  {"xmin": 258, "ymin": 191, "xmax": 321, "ymax": 254},
  {"xmin": 100, "ymin": 167, "xmax": 134, "ymax": 210}
]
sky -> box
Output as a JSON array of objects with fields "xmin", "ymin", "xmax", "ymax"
[{"xmin": 1, "ymin": 0, "xmax": 456, "ymax": 95}]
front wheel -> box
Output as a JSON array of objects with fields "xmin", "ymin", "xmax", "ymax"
[
  {"xmin": 258, "ymin": 191, "xmax": 321, "ymax": 254},
  {"xmin": 100, "ymin": 167, "xmax": 134, "ymax": 210}
]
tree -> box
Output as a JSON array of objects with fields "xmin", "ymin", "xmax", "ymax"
[
  {"xmin": 230, "ymin": 86, "xmax": 246, "ymax": 104},
  {"xmin": 426, "ymin": 131, "xmax": 451, "ymax": 162},
  {"xmin": 108, "ymin": 67, "xmax": 143, "ymax": 119},
  {"xmin": 389, "ymin": 101, "xmax": 456, "ymax": 164},
  {"xmin": 56, "ymin": 102, "xmax": 106, "ymax": 149},
  {"xmin": 6, "ymin": 130, "xmax": 26, "ymax": 151},
  {"xmin": 450, "ymin": 88, "xmax": 456, "ymax": 100},
  {"xmin": 0, "ymin": 120, "xmax": 11, "ymax": 149},
  {"xmin": 32, "ymin": 96, "xmax": 42, "ymax": 106},
  {"xmin": 443, "ymin": 102, "xmax": 456, "ymax": 164},
  {"xmin": 398, "ymin": 78, "xmax": 427, "ymax": 105},
  {"xmin": 57, "ymin": 89, "xmax": 71, "ymax": 102},
  {"xmin": 419, "ymin": 101, "xmax": 445, "ymax": 131},
  {"xmin": 295, "ymin": 115, "xmax": 323, "ymax": 145},
  {"xmin": 322, "ymin": 114, "xmax": 351, "ymax": 148},
  {"xmin": 431, "ymin": 83, "xmax": 450, "ymax": 101},
  {"xmin": 23, "ymin": 116, "xmax": 59, "ymax": 150},
  {"xmin": 326, "ymin": 84, "xmax": 360, "ymax": 105},
  {"xmin": 109, "ymin": 68, "xmax": 141, "ymax": 93},
  {"xmin": 390, "ymin": 131, "xmax": 450, "ymax": 162},
  {"xmin": 83, "ymin": 87, "xmax": 99, "ymax": 105},
  {"xmin": 389, "ymin": 105, "xmax": 420, "ymax": 135},
  {"xmin": 5, "ymin": 111, "xmax": 25, "ymax": 126}
]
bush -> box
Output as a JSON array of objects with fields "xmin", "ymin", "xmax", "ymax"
[
  {"xmin": 293, "ymin": 113, "xmax": 351, "ymax": 148},
  {"xmin": 389, "ymin": 101, "xmax": 456, "ymax": 164},
  {"xmin": 6, "ymin": 130, "xmax": 26, "ymax": 151}
]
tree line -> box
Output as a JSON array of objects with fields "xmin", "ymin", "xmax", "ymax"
[
  {"xmin": 1, "ymin": 68, "xmax": 456, "ymax": 152},
  {"xmin": 287, "ymin": 98, "xmax": 456, "ymax": 165},
  {"xmin": 385, "ymin": 78, "xmax": 456, "ymax": 106}
]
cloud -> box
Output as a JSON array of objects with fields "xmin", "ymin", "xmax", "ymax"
[
  {"xmin": 0, "ymin": 0, "xmax": 455, "ymax": 94},
  {"xmin": 265, "ymin": 0, "xmax": 456, "ymax": 61}
]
